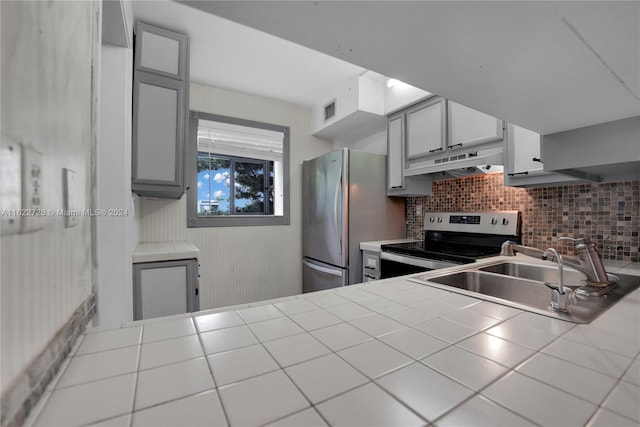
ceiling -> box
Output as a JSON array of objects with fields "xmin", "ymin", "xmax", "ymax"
[
  {"xmin": 131, "ymin": 0, "xmax": 367, "ymax": 108},
  {"xmin": 135, "ymin": 1, "xmax": 639, "ymax": 135}
]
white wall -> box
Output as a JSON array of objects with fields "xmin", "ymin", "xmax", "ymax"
[
  {"xmin": 331, "ymin": 80, "xmax": 429, "ymax": 153},
  {"xmin": 384, "ymin": 82, "xmax": 431, "ymax": 114},
  {"xmin": 138, "ymin": 83, "xmax": 333, "ymax": 309},
  {"xmin": 334, "ymin": 130, "xmax": 387, "ymax": 155},
  {"xmin": 95, "ymin": 42, "xmax": 139, "ymax": 327},
  {"xmin": 1, "ymin": 1, "xmax": 96, "ymax": 394}
]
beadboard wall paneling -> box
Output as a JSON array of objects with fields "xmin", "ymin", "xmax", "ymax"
[
  {"xmin": 139, "ymin": 83, "xmax": 333, "ymax": 309},
  {"xmin": 1, "ymin": 1, "xmax": 96, "ymax": 395},
  {"xmin": 406, "ymin": 173, "xmax": 640, "ymax": 262}
]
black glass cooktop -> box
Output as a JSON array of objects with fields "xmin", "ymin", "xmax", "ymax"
[
  {"xmin": 381, "ymin": 230, "xmax": 518, "ymax": 265},
  {"xmin": 381, "ymin": 241, "xmax": 499, "ymax": 264}
]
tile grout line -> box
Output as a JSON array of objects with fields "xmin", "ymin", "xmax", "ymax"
[
  {"xmin": 432, "ymin": 320, "xmax": 606, "ymax": 426},
  {"xmin": 236, "ymin": 312, "xmax": 319, "ymax": 426},
  {"xmin": 255, "ymin": 329, "xmax": 334, "ymax": 426},
  {"xmin": 192, "ymin": 314, "xmax": 232, "ymax": 427},
  {"xmin": 127, "ymin": 325, "xmax": 144, "ymax": 427},
  {"xmin": 581, "ymin": 347, "xmax": 640, "ymax": 425}
]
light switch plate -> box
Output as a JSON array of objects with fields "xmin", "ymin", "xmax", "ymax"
[
  {"xmin": 1, "ymin": 140, "xmax": 22, "ymax": 235},
  {"xmin": 21, "ymin": 145, "xmax": 44, "ymax": 233}
]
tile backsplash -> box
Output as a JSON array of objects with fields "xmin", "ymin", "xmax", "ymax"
[{"xmin": 405, "ymin": 173, "xmax": 640, "ymax": 262}]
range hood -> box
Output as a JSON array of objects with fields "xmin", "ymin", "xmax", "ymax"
[
  {"xmin": 541, "ymin": 116, "xmax": 640, "ymax": 182},
  {"xmin": 432, "ymin": 164, "xmax": 504, "ymax": 181},
  {"xmin": 404, "ymin": 144, "xmax": 504, "ymax": 179}
]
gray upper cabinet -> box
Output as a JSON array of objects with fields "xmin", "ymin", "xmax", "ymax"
[
  {"xmin": 387, "ymin": 114, "xmax": 405, "ymax": 190},
  {"xmin": 503, "ymin": 124, "xmax": 585, "ymax": 187},
  {"xmin": 386, "ymin": 112, "xmax": 432, "ymax": 196},
  {"xmin": 405, "ymin": 97, "xmax": 447, "ymax": 160},
  {"xmin": 132, "ymin": 22, "xmax": 189, "ymax": 199},
  {"xmin": 402, "ymin": 97, "xmax": 505, "ymax": 176},
  {"xmin": 448, "ymin": 101, "xmax": 503, "ymax": 148}
]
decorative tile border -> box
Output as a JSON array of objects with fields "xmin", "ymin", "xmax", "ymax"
[
  {"xmin": 1, "ymin": 294, "xmax": 96, "ymax": 427},
  {"xmin": 406, "ymin": 173, "xmax": 640, "ymax": 262}
]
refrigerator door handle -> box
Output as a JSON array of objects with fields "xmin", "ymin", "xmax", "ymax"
[
  {"xmin": 333, "ymin": 167, "xmax": 343, "ymax": 255},
  {"xmin": 303, "ymin": 260, "xmax": 343, "ymax": 277}
]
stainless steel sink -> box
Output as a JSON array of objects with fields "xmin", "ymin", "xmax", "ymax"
[
  {"xmin": 478, "ymin": 262, "xmax": 587, "ymax": 286},
  {"xmin": 427, "ymin": 271, "xmax": 554, "ymax": 310},
  {"xmin": 413, "ymin": 262, "xmax": 640, "ymax": 323}
]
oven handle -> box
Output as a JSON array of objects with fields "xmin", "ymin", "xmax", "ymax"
[{"xmin": 380, "ymin": 251, "xmax": 461, "ymax": 270}]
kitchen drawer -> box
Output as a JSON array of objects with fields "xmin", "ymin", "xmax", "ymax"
[{"xmin": 362, "ymin": 250, "xmax": 381, "ymax": 282}]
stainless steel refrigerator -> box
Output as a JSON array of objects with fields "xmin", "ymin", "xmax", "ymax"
[{"xmin": 302, "ymin": 148, "xmax": 406, "ymax": 292}]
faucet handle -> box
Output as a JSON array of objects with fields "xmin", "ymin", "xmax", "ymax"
[{"xmin": 558, "ymin": 236, "xmax": 592, "ymax": 247}]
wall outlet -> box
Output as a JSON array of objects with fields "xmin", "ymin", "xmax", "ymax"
[{"xmin": 416, "ymin": 204, "xmax": 423, "ymax": 216}]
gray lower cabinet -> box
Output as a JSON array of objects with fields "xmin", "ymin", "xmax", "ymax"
[
  {"xmin": 362, "ymin": 250, "xmax": 381, "ymax": 282},
  {"xmin": 132, "ymin": 22, "xmax": 189, "ymax": 198},
  {"xmin": 133, "ymin": 259, "xmax": 199, "ymax": 321}
]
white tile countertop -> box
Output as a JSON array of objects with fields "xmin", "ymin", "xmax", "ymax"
[
  {"xmin": 133, "ymin": 241, "xmax": 200, "ymax": 264},
  {"xmin": 28, "ymin": 256, "xmax": 640, "ymax": 427}
]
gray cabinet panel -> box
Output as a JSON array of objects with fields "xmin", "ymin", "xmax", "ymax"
[
  {"xmin": 140, "ymin": 31, "xmax": 181, "ymax": 76},
  {"xmin": 135, "ymin": 80, "xmax": 179, "ymax": 182},
  {"xmin": 132, "ymin": 22, "xmax": 189, "ymax": 199},
  {"xmin": 406, "ymin": 97, "xmax": 446, "ymax": 159},
  {"xmin": 448, "ymin": 101, "xmax": 504, "ymax": 148},
  {"xmin": 133, "ymin": 259, "xmax": 199, "ymax": 321},
  {"xmin": 386, "ymin": 112, "xmax": 432, "ymax": 197},
  {"xmin": 387, "ymin": 114, "xmax": 404, "ymax": 189},
  {"xmin": 135, "ymin": 22, "xmax": 188, "ymax": 81}
]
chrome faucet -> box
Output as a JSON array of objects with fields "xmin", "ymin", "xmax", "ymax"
[
  {"xmin": 542, "ymin": 248, "xmax": 573, "ymax": 312},
  {"xmin": 501, "ymin": 236, "xmax": 610, "ymax": 286},
  {"xmin": 500, "ymin": 241, "xmax": 546, "ymax": 258},
  {"xmin": 557, "ymin": 237, "xmax": 609, "ymax": 285}
]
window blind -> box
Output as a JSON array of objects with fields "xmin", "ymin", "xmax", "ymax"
[{"xmin": 197, "ymin": 119, "xmax": 284, "ymax": 162}]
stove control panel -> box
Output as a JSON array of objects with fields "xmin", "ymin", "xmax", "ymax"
[
  {"xmin": 424, "ymin": 211, "xmax": 520, "ymax": 236},
  {"xmin": 449, "ymin": 215, "xmax": 481, "ymax": 225}
]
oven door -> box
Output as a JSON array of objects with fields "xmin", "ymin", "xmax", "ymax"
[{"xmin": 380, "ymin": 252, "xmax": 461, "ymax": 279}]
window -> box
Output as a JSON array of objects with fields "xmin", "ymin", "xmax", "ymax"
[{"xmin": 187, "ymin": 111, "xmax": 290, "ymax": 227}]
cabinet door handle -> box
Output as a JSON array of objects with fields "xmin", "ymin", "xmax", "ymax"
[
  {"xmin": 532, "ymin": 157, "xmax": 543, "ymax": 163},
  {"xmin": 428, "ymin": 147, "xmax": 443, "ymax": 153},
  {"xmin": 447, "ymin": 143, "xmax": 463, "ymax": 149},
  {"xmin": 508, "ymin": 171, "xmax": 529, "ymax": 177}
]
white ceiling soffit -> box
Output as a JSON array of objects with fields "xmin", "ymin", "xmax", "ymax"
[
  {"xmin": 178, "ymin": 1, "xmax": 640, "ymax": 135},
  {"xmin": 131, "ymin": 0, "xmax": 366, "ymax": 108}
]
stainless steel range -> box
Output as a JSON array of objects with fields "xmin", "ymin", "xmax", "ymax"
[{"xmin": 380, "ymin": 211, "xmax": 521, "ymax": 279}]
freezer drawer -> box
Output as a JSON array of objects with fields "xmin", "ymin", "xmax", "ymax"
[{"xmin": 303, "ymin": 258, "xmax": 348, "ymax": 293}]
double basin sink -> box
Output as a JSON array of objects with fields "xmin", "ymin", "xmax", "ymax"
[{"xmin": 412, "ymin": 261, "xmax": 639, "ymax": 323}]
